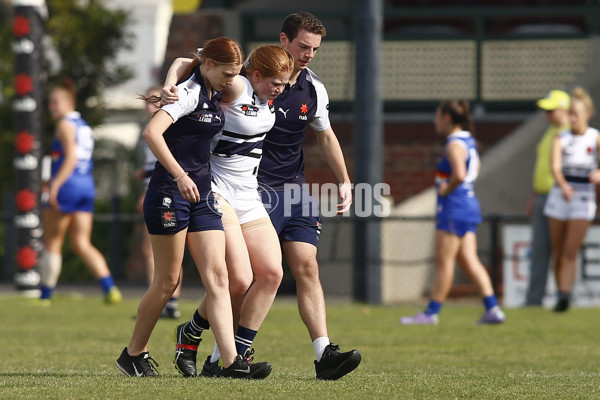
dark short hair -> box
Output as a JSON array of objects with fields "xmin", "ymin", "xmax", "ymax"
[{"xmin": 281, "ymin": 11, "xmax": 326, "ymax": 42}]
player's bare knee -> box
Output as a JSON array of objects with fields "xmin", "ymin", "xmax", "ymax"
[
  {"xmin": 255, "ymin": 265, "xmax": 283, "ymax": 288},
  {"xmin": 198, "ymin": 261, "xmax": 229, "ymax": 291},
  {"xmin": 70, "ymin": 240, "xmax": 91, "ymax": 257},
  {"xmin": 165, "ymin": 274, "xmax": 181, "ymax": 292},
  {"xmin": 291, "ymin": 260, "xmax": 319, "ymax": 283},
  {"xmin": 229, "ymin": 274, "xmax": 252, "ymax": 298},
  {"xmin": 561, "ymin": 252, "xmax": 578, "ymax": 264},
  {"xmin": 213, "ymin": 265, "xmax": 230, "ymax": 289}
]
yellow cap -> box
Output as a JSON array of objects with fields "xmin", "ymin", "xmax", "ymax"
[
  {"xmin": 537, "ymin": 90, "xmax": 570, "ymax": 111},
  {"xmin": 172, "ymin": 0, "xmax": 202, "ymax": 14}
]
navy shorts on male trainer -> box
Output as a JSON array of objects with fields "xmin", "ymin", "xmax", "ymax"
[
  {"xmin": 144, "ymin": 189, "xmax": 223, "ymax": 235},
  {"xmin": 260, "ymin": 186, "xmax": 321, "ymax": 247}
]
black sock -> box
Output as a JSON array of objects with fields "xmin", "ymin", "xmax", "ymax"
[{"xmin": 558, "ymin": 291, "xmax": 570, "ymax": 301}]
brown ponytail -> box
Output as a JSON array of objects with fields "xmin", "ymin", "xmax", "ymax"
[
  {"xmin": 140, "ymin": 37, "xmax": 244, "ymax": 106},
  {"xmin": 183, "ymin": 37, "xmax": 244, "ymax": 78},
  {"xmin": 438, "ymin": 100, "xmax": 474, "ymax": 136}
]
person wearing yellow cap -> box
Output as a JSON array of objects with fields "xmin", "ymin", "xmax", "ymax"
[{"xmin": 525, "ymin": 89, "xmax": 570, "ymax": 306}]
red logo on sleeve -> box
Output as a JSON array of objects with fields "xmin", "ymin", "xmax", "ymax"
[{"xmin": 50, "ymin": 150, "xmax": 62, "ymax": 160}]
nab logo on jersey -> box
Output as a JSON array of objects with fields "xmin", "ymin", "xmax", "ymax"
[
  {"xmin": 196, "ymin": 113, "xmax": 213, "ymax": 123},
  {"xmin": 240, "ymin": 104, "xmax": 259, "ymax": 117},
  {"xmin": 161, "ymin": 196, "xmax": 176, "ymax": 228},
  {"xmin": 299, "ymin": 103, "xmax": 308, "ymax": 120},
  {"xmin": 161, "ymin": 210, "xmax": 176, "ymax": 228}
]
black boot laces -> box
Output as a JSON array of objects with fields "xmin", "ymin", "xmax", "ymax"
[
  {"xmin": 328, "ymin": 344, "xmax": 340, "ymax": 353},
  {"xmin": 242, "ymin": 348, "xmax": 255, "ymax": 363},
  {"xmin": 141, "ymin": 354, "xmax": 160, "ymax": 375}
]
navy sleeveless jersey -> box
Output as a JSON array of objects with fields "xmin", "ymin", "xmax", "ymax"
[
  {"xmin": 257, "ymin": 68, "xmax": 330, "ymax": 190},
  {"xmin": 148, "ymin": 66, "xmax": 224, "ymax": 197}
]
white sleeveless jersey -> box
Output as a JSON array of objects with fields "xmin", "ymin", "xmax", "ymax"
[
  {"xmin": 559, "ymin": 126, "xmax": 599, "ymax": 192},
  {"xmin": 210, "ymin": 75, "xmax": 276, "ymax": 194}
]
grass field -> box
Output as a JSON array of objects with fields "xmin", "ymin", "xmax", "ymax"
[{"xmin": 1, "ymin": 289, "xmax": 600, "ymax": 400}]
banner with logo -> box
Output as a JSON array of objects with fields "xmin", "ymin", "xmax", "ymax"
[
  {"xmin": 12, "ymin": 1, "xmax": 47, "ymax": 290},
  {"xmin": 503, "ymin": 224, "xmax": 600, "ymax": 308}
]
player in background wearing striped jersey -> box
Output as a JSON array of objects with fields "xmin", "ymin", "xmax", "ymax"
[
  {"xmin": 38, "ymin": 79, "xmax": 122, "ymax": 306},
  {"xmin": 163, "ymin": 45, "xmax": 293, "ymax": 378},
  {"xmin": 543, "ymin": 87, "xmax": 600, "ymax": 312},
  {"xmin": 401, "ymin": 100, "xmax": 505, "ymax": 325}
]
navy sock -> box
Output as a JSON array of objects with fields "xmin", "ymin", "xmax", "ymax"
[
  {"xmin": 185, "ymin": 309, "xmax": 210, "ymax": 337},
  {"xmin": 98, "ymin": 276, "xmax": 115, "ymax": 294},
  {"xmin": 483, "ymin": 295, "xmax": 499, "ymax": 311},
  {"xmin": 424, "ymin": 300, "xmax": 442, "ymax": 315},
  {"xmin": 40, "ymin": 285, "xmax": 53, "ymax": 300},
  {"xmin": 235, "ymin": 325, "xmax": 257, "ymax": 356}
]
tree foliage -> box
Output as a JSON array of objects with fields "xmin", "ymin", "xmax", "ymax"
[
  {"xmin": 46, "ymin": 0, "xmax": 134, "ymax": 126},
  {"xmin": 0, "ymin": 0, "xmax": 134, "ymax": 200}
]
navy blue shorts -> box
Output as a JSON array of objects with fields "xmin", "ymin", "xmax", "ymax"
[
  {"xmin": 261, "ymin": 185, "xmax": 321, "ymax": 247},
  {"xmin": 436, "ymin": 217, "xmax": 478, "ymax": 237},
  {"xmin": 144, "ymin": 189, "xmax": 223, "ymax": 235}
]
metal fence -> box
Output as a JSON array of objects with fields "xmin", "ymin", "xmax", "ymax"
[
  {"xmin": 241, "ymin": 6, "xmax": 600, "ymax": 110},
  {"xmin": 315, "ymin": 214, "xmax": 530, "ymax": 300},
  {"xmin": 1, "ymin": 207, "xmax": 528, "ymax": 301}
]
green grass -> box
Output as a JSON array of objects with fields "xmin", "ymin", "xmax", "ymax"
[{"xmin": 1, "ymin": 291, "xmax": 600, "ymax": 400}]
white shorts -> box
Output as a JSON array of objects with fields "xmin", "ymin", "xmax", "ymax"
[
  {"xmin": 543, "ymin": 186, "xmax": 597, "ymax": 221},
  {"xmin": 211, "ymin": 177, "xmax": 268, "ymax": 225}
]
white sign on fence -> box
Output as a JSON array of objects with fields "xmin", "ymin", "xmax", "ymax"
[{"xmin": 502, "ymin": 224, "xmax": 600, "ymax": 308}]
